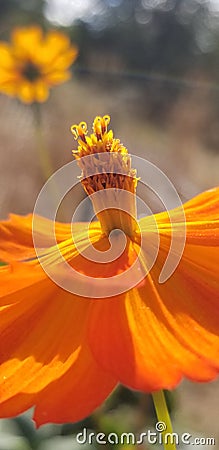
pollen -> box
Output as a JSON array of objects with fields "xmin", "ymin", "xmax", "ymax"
[
  {"xmin": 71, "ymin": 115, "xmax": 139, "ymax": 238},
  {"xmin": 71, "ymin": 115, "xmax": 138, "ymax": 197}
]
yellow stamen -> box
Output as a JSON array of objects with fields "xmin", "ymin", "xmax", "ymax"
[
  {"xmin": 71, "ymin": 115, "xmax": 139, "ymax": 238},
  {"xmin": 71, "ymin": 121, "xmax": 88, "ymax": 143}
]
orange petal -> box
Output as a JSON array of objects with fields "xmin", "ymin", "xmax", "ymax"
[
  {"xmin": 0, "ymin": 213, "xmax": 101, "ymax": 263},
  {"xmin": 183, "ymin": 186, "xmax": 219, "ymax": 218},
  {"xmin": 39, "ymin": 32, "xmax": 76, "ymax": 64},
  {"xmin": 17, "ymin": 80, "xmax": 35, "ymax": 103},
  {"xmin": 0, "ymin": 214, "xmax": 37, "ymax": 262},
  {"xmin": 140, "ymin": 187, "xmax": 219, "ymax": 242},
  {"xmin": 0, "ymin": 43, "xmax": 16, "ymax": 70},
  {"xmin": 33, "ymin": 344, "xmax": 116, "ymax": 425},
  {"xmin": 43, "ymin": 49, "xmax": 78, "ymax": 73},
  {"xmin": 0, "ymin": 263, "xmax": 95, "ymax": 418},
  {"xmin": 0, "ymin": 263, "xmax": 46, "ymax": 302},
  {"xmin": 0, "ymin": 54, "xmax": 18, "ymax": 90},
  {"xmin": 0, "ymin": 261, "xmax": 116, "ymax": 423},
  {"xmin": 43, "ymin": 70, "xmax": 71, "ymax": 85},
  {"xmin": 88, "ymin": 262, "xmax": 219, "ymax": 392},
  {"xmin": 0, "ymin": 78, "xmax": 18, "ymax": 96},
  {"xmin": 33, "ymin": 79, "xmax": 49, "ymax": 103},
  {"xmin": 1, "ymin": 344, "xmax": 116, "ymax": 424},
  {"xmin": 88, "ymin": 189, "xmax": 219, "ymax": 390},
  {"xmin": 11, "ymin": 26, "xmax": 43, "ymax": 59}
]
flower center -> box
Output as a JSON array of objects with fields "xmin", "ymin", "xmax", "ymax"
[
  {"xmin": 71, "ymin": 115, "xmax": 139, "ymax": 239},
  {"xmin": 22, "ymin": 61, "xmax": 41, "ymax": 82}
]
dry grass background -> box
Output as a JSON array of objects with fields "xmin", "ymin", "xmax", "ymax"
[
  {"xmin": 0, "ymin": 78, "xmax": 219, "ymax": 443},
  {"xmin": 1, "ymin": 78, "xmax": 219, "ymax": 218}
]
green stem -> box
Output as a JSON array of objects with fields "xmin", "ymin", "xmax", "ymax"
[
  {"xmin": 32, "ymin": 102, "xmax": 67, "ymax": 219},
  {"xmin": 152, "ymin": 390, "xmax": 176, "ymax": 450},
  {"xmin": 32, "ymin": 102, "xmax": 54, "ymax": 181}
]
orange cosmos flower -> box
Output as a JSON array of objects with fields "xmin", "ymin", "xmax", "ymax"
[
  {"xmin": 0, "ymin": 115, "xmax": 219, "ymax": 426},
  {"xmin": 0, "ymin": 26, "xmax": 78, "ymax": 103}
]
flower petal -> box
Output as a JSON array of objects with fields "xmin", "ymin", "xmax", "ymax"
[
  {"xmin": 33, "ymin": 345, "xmax": 116, "ymax": 425},
  {"xmin": 43, "ymin": 49, "xmax": 78, "ymax": 73},
  {"xmin": 0, "ymin": 263, "xmax": 96, "ymax": 419},
  {"xmin": 39, "ymin": 32, "xmax": 76, "ymax": 65},
  {"xmin": 0, "ymin": 214, "xmax": 101, "ymax": 262},
  {"xmin": 0, "ymin": 77, "xmax": 18, "ymax": 96},
  {"xmin": 183, "ymin": 186, "xmax": 219, "ymax": 217},
  {"xmin": 33, "ymin": 80, "xmax": 49, "ymax": 103},
  {"xmin": 11, "ymin": 26, "xmax": 43, "ymax": 59},
  {"xmin": 0, "ymin": 261, "xmax": 116, "ymax": 423},
  {"xmin": 0, "ymin": 43, "xmax": 15, "ymax": 69},
  {"xmin": 17, "ymin": 80, "xmax": 35, "ymax": 103},
  {"xmin": 88, "ymin": 188, "xmax": 219, "ymax": 390},
  {"xmin": 88, "ymin": 265, "xmax": 219, "ymax": 392},
  {"xmin": 0, "ymin": 263, "xmax": 46, "ymax": 302},
  {"xmin": 140, "ymin": 187, "xmax": 219, "ymax": 244},
  {"xmin": 43, "ymin": 70, "xmax": 71, "ymax": 85}
]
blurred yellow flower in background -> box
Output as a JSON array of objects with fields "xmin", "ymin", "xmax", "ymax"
[{"xmin": 0, "ymin": 26, "xmax": 78, "ymax": 103}]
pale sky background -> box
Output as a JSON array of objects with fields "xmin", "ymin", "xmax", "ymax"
[
  {"xmin": 45, "ymin": 0, "xmax": 106, "ymax": 26},
  {"xmin": 44, "ymin": 0, "xmax": 219, "ymax": 26},
  {"xmin": 211, "ymin": 0, "xmax": 219, "ymax": 9}
]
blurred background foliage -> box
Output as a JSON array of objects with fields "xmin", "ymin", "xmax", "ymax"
[
  {"xmin": 0, "ymin": 0, "xmax": 219, "ymax": 449},
  {"xmin": 2, "ymin": 0, "xmax": 219, "ymax": 142}
]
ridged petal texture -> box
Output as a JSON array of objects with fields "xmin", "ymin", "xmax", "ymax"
[{"xmin": 0, "ymin": 187, "xmax": 218, "ymax": 424}]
